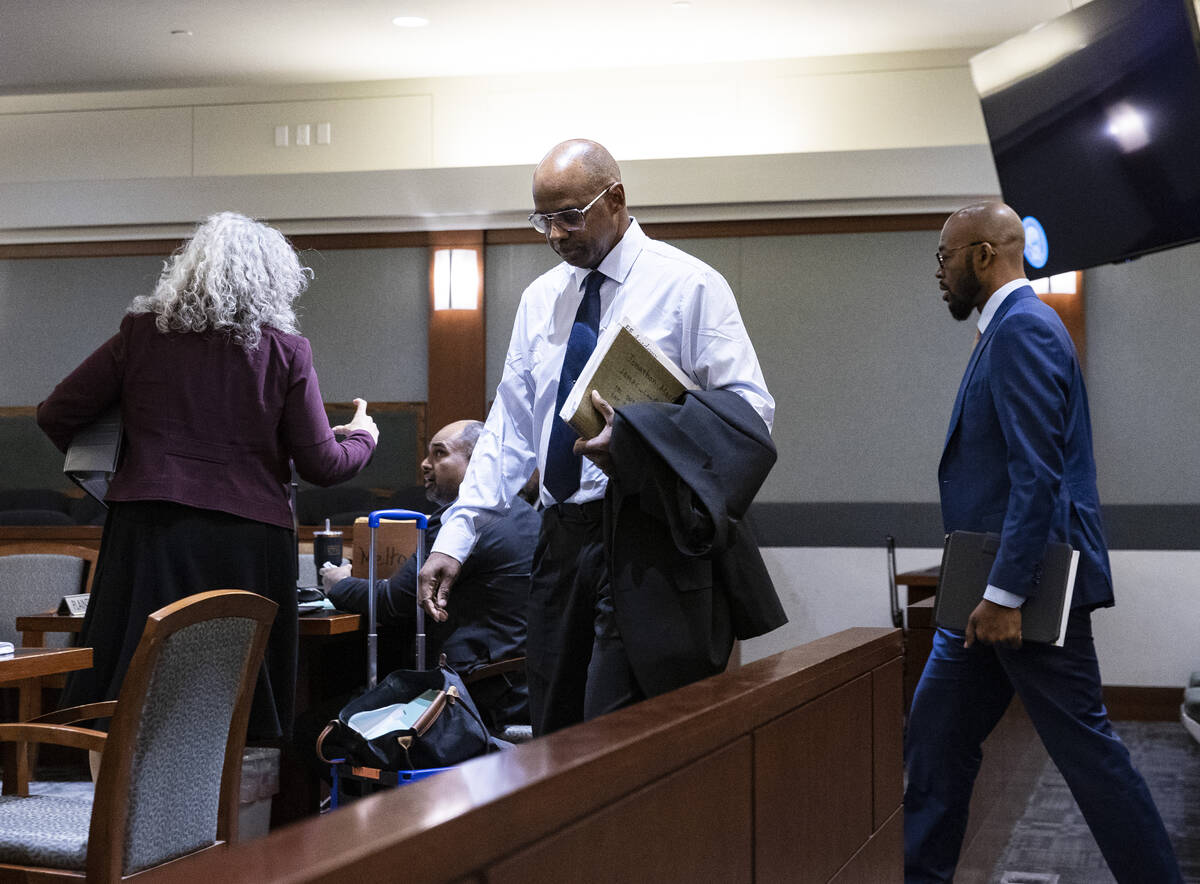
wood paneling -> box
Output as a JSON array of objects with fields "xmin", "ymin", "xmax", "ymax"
[
  {"xmin": 0, "ymin": 239, "xmax": 183, "ymax": 260},
  {"xmin": 2, "ymin": 213, "xmax": 951, "ymax": 260},
  {"xmin": 427, "ymin": 232, "xmax": 486, "ymax": 432},
  {"xmin": 0, "ymin": 230, "xmax": 442, "ymax": 261},
  {"xmin": 292, "ymin": 231, "xmax": 443, "ymax": 251},
  {"xmin": 829, "ymin": 806, "xmax": 904, "ymax": 884},
  {"xmin": 489, "ymin": 739, "xmax": 753, "ymax": 884},
  {"xmin": 485, "ymin": 213, "xmax": 949, "ymax": 246},
  {"xmin": 754, "ymin": 674, "xmax": 874, "ymax": 884},
  {"xmin": 0, "ymin": 527, "xmax": 102, "ymax": 549},
  {"xmin": 904, "ymin": 596, "xmax": 936, "ymax": 712},
  {"xmin": 151, "ymin": 628, "xmax": 903, "ymax": 884},
  {"xmin": 1103, "ymin": 685, "xmax": 1184, "ymax": 721},
  {"xmin": 1036, "ymin": 273, "xmax": 1086, "ymax": 370},
  {"xmin": 872, "ymin": 658, "xmax": 904, "ymax": 831}
]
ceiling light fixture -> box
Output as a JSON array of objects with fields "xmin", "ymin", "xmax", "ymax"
[
  {"xmin": 169, "ymin": 29, "xmax": 193, "ymax": 36},
  {"xmin": 392, "ymin": 15, "xmax": 429, "ymax": 28}
]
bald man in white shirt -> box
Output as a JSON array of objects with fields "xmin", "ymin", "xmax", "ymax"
[{"xmin": 419, "ymin": 139, "xmax": 774, "ymax": 735}]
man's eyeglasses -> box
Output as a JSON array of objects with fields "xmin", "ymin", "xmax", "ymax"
[
  {"xmin": 936, "ymin": 241, "xmax": 986, "ymax": 268},
  {"xmin": 528, "ymin": 182, "xmax": 618, "ymax": 235}
]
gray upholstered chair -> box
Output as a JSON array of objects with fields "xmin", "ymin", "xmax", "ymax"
[
  {"xmin": 0, "ymin": 589, "xmax": 276, "ymax": 882},
  {"xmin": 1184, "ymin": 671, "xmax": 1200, "ymax": 746},
  {"xmin": 0, "ymin": 543, "xmax": 98, "ymax": 648}
]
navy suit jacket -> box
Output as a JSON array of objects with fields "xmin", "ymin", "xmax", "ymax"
[
  {"xmin": 327, "ymin": 500, "xmax": 538, "ymax": 675},
  {"xmin": 939, "ymin": 285, "xmax": 1113, "ymax": 609}
]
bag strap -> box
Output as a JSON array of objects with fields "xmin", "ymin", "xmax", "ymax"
[
  {"xmin": 440, "ymin": 663, "xmax": 506, "ymax": 753},
  {"xmin": 315, "ymin": 720, "xmax": 345, "ymax": 765},
  {"xmin": 390, "ymin": 665, "xmax": 502, "ymax": 765},
  {"xmin": 413, "ymin": 685, "xmax": 458, "ymax": 737}
]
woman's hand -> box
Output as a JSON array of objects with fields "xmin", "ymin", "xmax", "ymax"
[{"xmin": 332, "ymin": 398, "xmax": 379, "ymax": 443}]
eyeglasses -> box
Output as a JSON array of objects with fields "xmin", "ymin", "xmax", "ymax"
[
  {"xmin": 528, "ymin": 182, "xmax": 617, "ymax": 235},
  {"xmin": 936, "ymin": 241, "xmax": 986, "ymax": 268}
]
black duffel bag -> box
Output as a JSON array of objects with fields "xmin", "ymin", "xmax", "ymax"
[{"xmin": 316, "ymin": 662, "xmax": 510, "ymax": 771}]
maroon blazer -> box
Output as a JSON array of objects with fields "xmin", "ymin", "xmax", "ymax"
[{"xmin": 38, "ymin": 312, "xmax": 374, "ymax": 529}]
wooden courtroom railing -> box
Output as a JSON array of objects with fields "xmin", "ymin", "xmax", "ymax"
[{"xmin": 152, "ymin": 626, "xmax": 904, "ymax": 884}]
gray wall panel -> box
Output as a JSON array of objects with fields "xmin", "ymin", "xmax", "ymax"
[
  {"xmin": 0, "ymin": 254, "xmax": 162, "ymax": 406},
  {"xmin": 670, "ymin": 231, "xmax": 968, "ymax": 503},
  {"xmin": 297, "ymin": 246, "xmax": 427, "ymax": 402},
  {"xmin": 6, "ymin": 230, "xmax": 1199, "ymax": 524},
  {"xmin": 484, "ymin": 242, "xmax": 559, "ymax": 398},
  {"xmin": 1086, "ymin": 241, "xmax": 1200, "ymax": 505}
]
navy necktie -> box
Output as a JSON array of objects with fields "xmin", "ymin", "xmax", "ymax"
[{"xmin": 544, "ymin": 270, "xmax": 604, "ymax": 503}]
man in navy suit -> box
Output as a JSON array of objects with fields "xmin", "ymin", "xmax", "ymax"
[{"xmin": 903, "ymin": 202, "xmax": 1181, "ymax": 883}]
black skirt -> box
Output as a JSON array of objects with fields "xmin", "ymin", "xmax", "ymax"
[{"xmin": 61, "ymin": 500, "xmax": 297, "ymax": 741}]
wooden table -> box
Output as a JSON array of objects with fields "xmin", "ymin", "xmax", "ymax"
[
  {"xmin": 16, "ymin": 609, "xmax": 361, "ymax": 646},
  {"xmin": 895, "ymin": 565, "xmax": 939, "ymax": 710},
  {"xmin": 896, "ymin": 565, "xmax": 939, "ymax": 606},
  {"xmin": 0, "ymin": 647, "xmax": 93, "ymax": 795}
]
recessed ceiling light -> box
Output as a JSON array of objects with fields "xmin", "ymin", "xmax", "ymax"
[
  {"xmin": 392, "ymin": 15, "xmax": 429, "ymax": 28},
  {"xmin": 671, "ymin": 1, "xmax": 692, "ymax": 9}
]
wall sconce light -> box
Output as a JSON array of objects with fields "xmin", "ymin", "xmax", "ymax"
[{"xmin": 433, "ymin": 248, "xmax": 480, "ymax": 310}]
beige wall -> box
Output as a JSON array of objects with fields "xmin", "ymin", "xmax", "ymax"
[{"xmin": 0, "ymin": 51, "xmax": 999, "ymax": 241}]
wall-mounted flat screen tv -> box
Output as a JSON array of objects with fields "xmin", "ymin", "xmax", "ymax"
[{"xmin": 970, "ymin": 0, "xmax": 1200, "ymax": 277}]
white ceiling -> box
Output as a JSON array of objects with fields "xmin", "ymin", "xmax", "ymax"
[{"xmin": 0, "ymin": 0, "xmax": 1082, "ymax": 95}]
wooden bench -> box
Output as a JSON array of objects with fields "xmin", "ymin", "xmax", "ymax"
[{"xmin": 154, "ymin": 627, "xmax": 904, "ymax": 884}]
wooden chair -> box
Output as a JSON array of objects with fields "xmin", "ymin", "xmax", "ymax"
[
  {"xmin": 463, "ymin": 656, "xmax": 532, "ymax": 743},
  {"xmin": 0, "ymin": 543, "xmax": 102, "ymax": 775},
  {"xmin": 0, "ymin": 589, "xmax": 276, "ymax": 882},
  {"xmin": 0, "ymin": 543, "xmax": 99, "ymax": 648}
]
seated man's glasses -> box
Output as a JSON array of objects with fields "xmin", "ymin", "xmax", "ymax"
[{"xmin": 528, "ymin": 182, "xmax": 617, "ymax": 235}]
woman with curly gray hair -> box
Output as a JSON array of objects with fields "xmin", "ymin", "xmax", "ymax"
[{"xmin": 38, "ymin": 212, "xmax": 377, "ymax": 742}]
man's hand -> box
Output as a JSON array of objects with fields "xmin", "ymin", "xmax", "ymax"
[
  {"xmin": 418, "ymin": 552, "xmax": 461, "ymax": 623},
  {"xmin": 319, "ymin": 562, "xmax": 352, "ymax": 593},
  {"xmin": 573, "ymin": 390, "xmax": 615, "ymax": 475},
  {"xmin": 964, "ymin": 599, "xmax": 1023, "ymax": 649},
  {"xmin": 332, "ymin": 397, "xmax": 379, "ymax": 443}
]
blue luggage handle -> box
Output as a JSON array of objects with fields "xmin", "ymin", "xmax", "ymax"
[
  {"xmin": 368, "ymin": 509, "xmax": 428, "ymax": 530},
  {"xmin": 366, "ymin": 509, "xmax": 429, "ymax": 687}
]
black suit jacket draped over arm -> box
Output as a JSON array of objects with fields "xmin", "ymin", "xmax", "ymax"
[{"xmin": 605, "ymin": 389, "xmax": 787, "ymax": 698}]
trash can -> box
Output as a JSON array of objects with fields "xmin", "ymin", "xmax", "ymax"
[{"xmin": 239, "ymin": 746, "xmax": 281, "ymax": 840}]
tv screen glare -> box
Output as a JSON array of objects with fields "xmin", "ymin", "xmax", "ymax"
[{"xmin": 970, "ymin": 0, "xmax": 1200, "ymax": 277}]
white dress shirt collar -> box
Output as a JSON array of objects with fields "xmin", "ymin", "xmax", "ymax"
[
  {"xmin": 568, "ymin": 218, "xmax": 647, "ymax": 290},
  {"xmin": 977, "ymin": 277, "xmax": 1032, "ymax": 336}
]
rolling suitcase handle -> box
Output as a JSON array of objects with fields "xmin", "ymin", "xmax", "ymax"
[{"xmin": 367, "ymin": 509, "xmax": 429, "ymax": 687}]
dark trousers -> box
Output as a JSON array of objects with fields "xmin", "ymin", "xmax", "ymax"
[
  {"xmin": 525, "ymin": 502, "xmax": 643, "ymax": 736},
  {"xmin": 903, "ymin": 608, "xmax": 1182, "ymax": 884}
]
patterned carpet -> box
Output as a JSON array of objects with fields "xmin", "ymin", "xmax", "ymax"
[{"xmin": 993, "ymin": 720, "xmax": 1200, "ymax": 884}]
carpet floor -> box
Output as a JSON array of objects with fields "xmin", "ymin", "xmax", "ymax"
[{"xmin": 992, "ymin": 720, "xmax": 1200, "ymax": 884}]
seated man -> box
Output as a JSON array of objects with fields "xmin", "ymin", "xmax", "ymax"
[{"xmin": 322, "ymin": 420, "xmax": 538, "ymax": 729}]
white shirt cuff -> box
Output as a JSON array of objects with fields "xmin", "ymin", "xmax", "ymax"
[{"xmin": 983, "ymin": 584, "xmax": 1026, "ymax": 608}]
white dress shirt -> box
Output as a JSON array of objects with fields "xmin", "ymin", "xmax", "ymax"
[
  {"xmin": 977, "ymin": 277, "xmax": 1032, "ymax": 609},
  {"xmin": 433, "ymin": 218, "xmax": 774, "ymax": 563}
]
